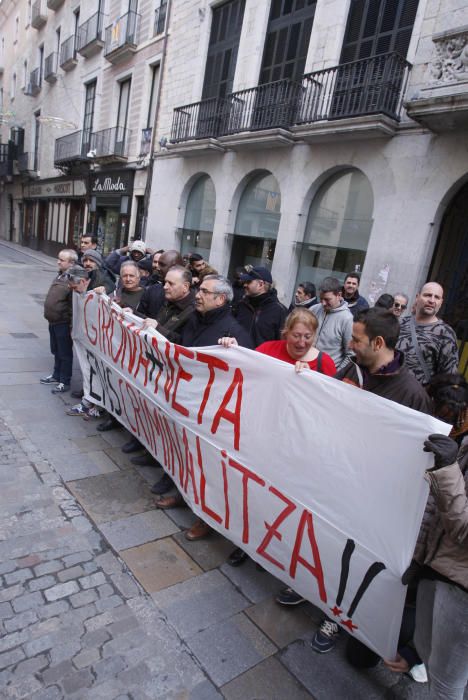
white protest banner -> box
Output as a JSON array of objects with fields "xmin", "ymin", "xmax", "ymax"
[{"xmin": 73, "ymin": 292, "xmax": 449, "ymax": 659}]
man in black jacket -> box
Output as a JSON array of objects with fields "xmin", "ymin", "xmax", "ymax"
[
  {"xmin": 136, "ymin": 249, "xmax": 183, "ymax": 320},
  {"xmin": 154, "ymin": 275, "xmax": 252, "ymax": 539},
  {"xmin": 82, "ymin": 250, "xmax": 115, "ymax": 294},
  {"xmin": 235, "ymin": 266, "xmax": 287, "ymax": 347}
]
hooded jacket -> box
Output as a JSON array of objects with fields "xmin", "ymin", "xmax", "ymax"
[
  {"xmin": 236, "ymin": 288, "xmax": 288, "ymax": 346},
  {"xmin": 310, "ymin": 300, "xmax": 353, "ymax": 370},
  {"xmin": 343, "ymin": 291, "xmax": 369, "ymax": 320}
]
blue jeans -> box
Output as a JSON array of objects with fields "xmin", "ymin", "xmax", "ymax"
[
  {"xmin": 49, "ymin": 323, "xmax": 73, "ymax": 385},
  {"xmin": 415, "ymin": 578, "xmax": 468, "ymax": 699}
]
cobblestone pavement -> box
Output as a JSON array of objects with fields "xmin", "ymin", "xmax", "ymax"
[{"xmin": 0, "ymin": 241, "xmax": 453, "ymax": 699}]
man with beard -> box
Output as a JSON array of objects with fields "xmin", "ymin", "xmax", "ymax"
[{"xmin": 235, "ymin": 266, "xmax": 287, "ymax": 346}]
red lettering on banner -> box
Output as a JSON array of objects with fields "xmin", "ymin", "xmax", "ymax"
[
  {"xmin": 150, "ymin": 337, "xmax": 165, "ymax": 394},
  {"xmin": 195, "ymin": 352, "xmax": 229, "ymax": 425},
  {"xmin": 182, "ymin": 429, "xmax": 199, "ymax": 504},
  {"xmin": 132, "ymin": 334, "xmax": 150, "ymax": 387},
  {"xmin": 290, "ymin": 510, "xmax": 327, "ymax": 603},
  {"xmin": 257, "ymin": 486, "xmax": 297, "ymax": 571},
  {"xmin": 163, "ymin": 418, "xmax": 185, "ymax": 485},
  {"xmin": 220, "ymin": 450, "xmax": 230, "ymax": 530},
  {"xmin": 100, "ymin": 304, "xmax": 114, "ymax": 357},
  {"xmin": 196, "ymin": 436, "xmax": 223, "ymax": 524},
  {"xmin": 84, "ymin": 294, "xmax": 97, "ymax": 345},
  {"xmin": 227, "ymin": 455, "xmax": 265, "ymax": 543},
  {"xmin": 163, "ymin": 341, "xmax": 175, "ymax": 402},
  {"xmin": 172, "ymin": 346, "xmax": 194, "ymax": 417},
  {"xmin": 211, "ymin": 368, "xmax": 243, "ymax": 451},
  {"xmin": 125, "ymin": 323, "xmax": 139, "ymax": 375},
  {"xmin": 118, "ymin": 378, "xmax": 137, "ymax": 433}
]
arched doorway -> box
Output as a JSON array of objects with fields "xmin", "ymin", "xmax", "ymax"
[
  {"xmin": 429, "ymin": 180, "xmax": 468, "ymax": 374},
  {"xmin": 179, "ymin": 175, "xmax": 216, "ymax": 259},
  {"xmin": 295, "ymin": 169, "xmax": 373, "ymax": 289},
  {"xmin": 229, "ymin": 171, "xmax": 281, "ymax": 278}
]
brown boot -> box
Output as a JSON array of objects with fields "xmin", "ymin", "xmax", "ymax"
[
  {"xmin": 154, "ymin": 492, "xmax": 184, "ymax": 509},
  {"xmin": 185, "ymin": 519, "xmax": 212, "ymax": 541}
]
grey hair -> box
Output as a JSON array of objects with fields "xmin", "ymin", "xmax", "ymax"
[
  {"xmin": 203, "ymin": 275, "xmax": 233, "ymax": 303},
  {"xmin": 393, "ymin": 292, "xmax": 409, "ymax": 304},
  {"xmin": 166, "ymin": 264, "xmax": 192, "ymax": 285},
  {"xmin": 120, "ymin": 260, "xmax": 141, "ymax": 275},
  {"xmin": 61, "ymin": 249, "xmax": 78, "ymax": 263}
]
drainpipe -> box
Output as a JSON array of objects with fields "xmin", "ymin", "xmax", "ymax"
[{"xmin": 142, "ymin": 0, "xmax": 173, "ymax": 242}]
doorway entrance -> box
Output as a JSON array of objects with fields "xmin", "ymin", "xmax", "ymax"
[{"xmin": 429, "ymin": 180, "xmax": 468, "ymax": 375}]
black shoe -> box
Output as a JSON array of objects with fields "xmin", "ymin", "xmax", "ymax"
[
  {"xmin": 150, "ymin": 472, "xmax": 174, "ymax": 495},
  {"xmin": 131, "ymin": 452, "xmax": 161, "ymax": 467},
  {"xmin": 121, "ymin": 437, "xmax": 143, "ymax": 454},
  {"xmin": 228, "ymin": 548, "xmax": 249, "ymax": 567},
  {"xmin": 97, "ymin": 416, "xmax": 119, "ymax": 432}
]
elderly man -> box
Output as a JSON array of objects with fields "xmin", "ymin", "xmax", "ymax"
[
  {"xmin": 41, "ymin": 249, "xmax": 78, "ymax": 394},
  {"xmin": 396, "ymin": 282, "xmax": 459, "ymax": 385},
  {"xmin": 154, "ymin": 275, "xmax": 252, "ymax": 540},
  {"xmin": 235, "ymin": 266, "xmax": 288, "ymax": 346},
  {"xmin": 310, "ymin": 277, "xmax": 354, "ymax": 370},
  {"xmin": 392, "ymin": 293, "xmax": 409, "ymax": 320}
]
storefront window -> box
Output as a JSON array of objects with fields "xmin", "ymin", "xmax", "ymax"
[
  {"xmin": 296, "ymin": 169, "xmax": 373, "ymax": 288},
  {"xmin": 229, "ymin": 172, "xmax": 281, "ymax": 277},
  {"xmin": 179, "ymin": 175, "xmax": 216, "ymax": 259}
]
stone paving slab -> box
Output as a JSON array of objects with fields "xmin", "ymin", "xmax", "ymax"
[
  {"xmin": 49, "ymin": 451, "xmax": 120, "ymax": 482},
  {"xmin": 100, "ymin": 510, "xmax": 180, "ymax": 551},
  {"xmin": 245, "ymin": 597, "xmax": 317, "ymax": 648},
  {"xmin": 121, "ymin": 537, "xmax": 202, "ymax": 592},
  {"xmin": 220, "ymin": 558, "xmax": 285, "ymax": 603},
  {"xmin": 172, "ymin": 529, "xmax": 236, "ymax": 571},
  {"xmin": 221, "ymin": 655, "xmax": 313, "ymax": 700}
]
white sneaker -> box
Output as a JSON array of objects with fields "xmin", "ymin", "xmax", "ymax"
[{"xmin": 408, "ymin": 663, "xmax": 428, "ymax": 683}]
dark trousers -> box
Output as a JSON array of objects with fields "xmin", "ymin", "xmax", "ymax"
[{"xmin": 49, "ymin": 323, "xmax": 73, "ymax": 385}]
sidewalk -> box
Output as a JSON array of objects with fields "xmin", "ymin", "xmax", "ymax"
[{"xmin": 0, "ymin": 241, "xmax": 433, "ymax": 699}]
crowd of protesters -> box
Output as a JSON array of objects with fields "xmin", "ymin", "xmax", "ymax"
[{"xmin": 40, "ymin": 234, "xmax": 467, "ymax": 699}]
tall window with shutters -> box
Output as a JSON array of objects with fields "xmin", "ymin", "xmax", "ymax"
[{"xmin": 202, "ymin": 0, "xmax": 245, "ymax": 100}]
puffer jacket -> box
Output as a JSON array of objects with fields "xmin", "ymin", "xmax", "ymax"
[
  {"xmin": 414, "ymin": 437, "xmax": 468, "ymax": 590},
  {"xmin": 43, "ymin": 274, "xmax": 72, "ymax": 325}
]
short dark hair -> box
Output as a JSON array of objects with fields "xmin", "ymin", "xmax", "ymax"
[
  {"xmin": 319, "ymin": 277, "xmax": 342, "ymax": 294},
  {"xmin": 345, "ymin": 272, "xmax": 361, "ymax": 283},
  {"xmin": 298, "ymin": 281, "xmax": 316, "ymax": 299},
  {"xmin": 354, "ymin": 308, "xmax": 400, "ymax": 349},
  {"xmin": 374, "ymin": 293, "xmax": 394, "ymax": 310},
  {"xmin": 189, "ymin": 253, "xmax": 203, "ymax": 263},
  {"xmin": 427, "ymin": 373, "xmax": 468, "ymax": 431},
  {"xmin": 81, "ymin": 234, "xmax": 98, "ymax": 245}
]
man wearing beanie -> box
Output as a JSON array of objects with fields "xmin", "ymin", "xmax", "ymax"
[
  {"xmin": 105, "ymin": 239, "xmax": 151, "ymax": 276},
  {"xmin": 82, "ymin": 250, "xmax": 116, "ymax": 294}
]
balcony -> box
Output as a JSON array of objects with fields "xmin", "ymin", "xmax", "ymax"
[
  {"xmin": 60, "ymin": 35, "xmax": 78, "ymax": 71},
  {"xmin": 104, "ymin": 11, "xmax": 140, "ymax": 64},
  {"xmin": 89, "ymin": 126, "xmax": 131, "ymax": 162},
  {"xmin": 28, "ymin": 67, "xmax": 42, "ymax": 96},
  {"xmin": 31, "ymin": 0, "xmax": 47, "ymax": 29},
  {"xmin": 405, "ymin": 28, "xmax": 468, "ymax": 132},
  {"xmin": 77, "ymin": 11, "xmax": 105, "ymax": 58},
  {"xmin": 170, "ymin": 98, "xmax": 227, "ymax": 156},
  {"xmin": 153, "ymin": 1, "xmax": 167, "ymax": 36},
  {"xmin": 47, "ymin": 0, "xmax": 65, "ymax": 9},
  {"xmin": 44, "ymin": 52, "xmax": 57, "ymax": 83},
  {"xmin": 54, "ymin": 130, "xmax": 89, "ymax": 168},
  {"xmin": 294, "ymin": 52, "xmax": 411, "ymax": 142}
]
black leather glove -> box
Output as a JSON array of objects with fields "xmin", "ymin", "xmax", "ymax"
[{"xmin": 423, "ymin": 433, "xmax": 459, "ymax": 469}]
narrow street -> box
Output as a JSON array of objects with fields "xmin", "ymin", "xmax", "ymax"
[{"xmin": 0, "ymin": 241, "xmax": 435, "ymax": 699}]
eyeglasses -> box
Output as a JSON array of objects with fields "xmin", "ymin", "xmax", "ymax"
[
  {"xmin": 393, "ymin": 303, "xmax": 407, "ymax": 310},
  {"xmin": 198, "ymin": 287, "xmax": 220, "ymax": 296}
]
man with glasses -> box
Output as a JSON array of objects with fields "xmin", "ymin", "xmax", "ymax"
[
  {"xmin": 154, "ymin": 275, "xmax": 252, "ymax": 540},
  {"xmin": 236, "ymin": 265, "xmax": 288, "ymax": 346},
  {"xmin": 392, "ymin": 293, "xmax": 409, "ymax": 320}
]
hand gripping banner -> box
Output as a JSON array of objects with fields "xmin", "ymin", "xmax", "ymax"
[{"xmin": 73, "ymin": 292, "xmax": 448, "ymax": 659}]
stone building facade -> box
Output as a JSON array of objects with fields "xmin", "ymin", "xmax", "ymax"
[
  {"xmin": 0, "ymin": 0, "xmax": 168, "ymax": 255},
  {"xmin": 147, "ymin": 0, "xmax": 468, "ymax": 340}
]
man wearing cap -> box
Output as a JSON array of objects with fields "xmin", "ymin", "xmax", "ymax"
[
  {"xmin": 235, "ymin": 266, "xmax": 288, "ymax": 346},
  {"xmin": 188, "ymin": 253, "xmax": 217, "ymax": 287},
  {"xmin": 40, "ymin": 249, "xmax": 78, "ymax": 394},
  {"xmin": 104, "ymin": 240, "xmax": 151, "ymax": 276},
  {"xmin": 82, "ymin": 250, "xmax": 115, "ymax": 294}
]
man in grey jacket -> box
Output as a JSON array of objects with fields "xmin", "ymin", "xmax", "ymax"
[{"xmin": 310, "ymin": 277, "xmax": 353, "ymax": 370}]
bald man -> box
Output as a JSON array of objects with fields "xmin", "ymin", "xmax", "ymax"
[
  {"xmin": 136, "ymin": 250, "xmax": 184, "ymax": 319},
  {"xmin": 396, "ymin": 282, "xmax": 459, "ymax": 385}
]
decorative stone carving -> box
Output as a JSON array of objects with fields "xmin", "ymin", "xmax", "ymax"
[{"xmin": 431, "ymin": 30, "xmax": 468, "ymax": 83}]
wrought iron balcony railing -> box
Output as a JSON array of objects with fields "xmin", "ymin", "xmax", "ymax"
[
  {"xmin": 224, "ymin": 79, "xmax": 304, "ymax": 134},
  {"xmin": 89, "ymin": 126, "xmax": 130, "ymax": 159},
  {"xmin": 44, "ymin": 52, "xmax": 57, "ymax": 83},
  {"xmin": 297, "ymin": 52, "xmax": 411, "ymax": 124},
  {"xmin": 54, "ymin": 130, "xmax": 88, "ymax": 166},
  {"xmin": 171, "ymin": 97, "xmax": 227, "ymax": 142},
  {"xmin": 77, "ymin": 11, "xmax": 105, "ymax": 56},
  {"xmin": 60, "ymin": 35, "xmax": 78, "ymax": 70},
  {"xmin": 154, "ymin": 1, "xmax": 167, "ymax": 35},
  {"xmin": 104, "ymin": 11, "xmax": 140, "ymax": 61}
]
